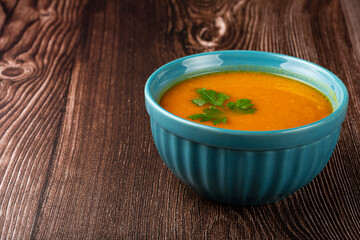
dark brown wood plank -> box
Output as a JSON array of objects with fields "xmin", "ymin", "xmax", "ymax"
[
  {"xmin": 0, "ymin": 0, "xmax": 86, "ymax": 239},
  {"xmin": 31, "ymin": 0, "xmax": 163, "ymax": 238},
  {"xmin": 340, "ymin": 0, "xmax": 360, "ymax": 62},
  {"xmin": 0, "ymin": 0, "xmax": 359, "ymax": 239}
]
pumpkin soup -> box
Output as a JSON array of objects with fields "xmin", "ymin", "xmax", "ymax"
[{"xmin": 159, "ymin": 72, "xmax": 333, "ymax": 131}]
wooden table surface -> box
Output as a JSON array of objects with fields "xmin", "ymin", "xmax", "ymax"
[{"xmin": 0, "ymin": 0, "xmax": 359, "ymax": 239}]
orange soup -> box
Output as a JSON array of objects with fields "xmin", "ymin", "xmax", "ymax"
[{"xmin": 159, "ymin": 72, "xmax": 333, "ymax": 131}]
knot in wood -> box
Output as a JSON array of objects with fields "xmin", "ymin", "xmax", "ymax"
[
  {"xmin": 2, "ymin": 67, "xmax": 24, "ymax": 77},
  {"xmin": 194, "ymin": 17, "xmax": 227, "ymax": 48},
  {"xmin": 0, "ymin": 59, "xmax": 37, "ymax": 81}
]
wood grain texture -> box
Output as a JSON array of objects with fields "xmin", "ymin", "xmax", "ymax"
[
  {"xmin": 0, "ymin": 0, "xmax": 86, "ymax": 239},
  {"xmin": 0, "ymin": 0, "xmax": 359, "ymax": 239}
]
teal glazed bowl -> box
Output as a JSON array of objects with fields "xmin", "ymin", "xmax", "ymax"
[{"xmin": 144, "ymin": 51, "xmax": 348, "ymax": 205}]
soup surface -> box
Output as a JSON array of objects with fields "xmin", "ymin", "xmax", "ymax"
[{"xmin": 159, "ymin": 72, "xmax": 333, "ymax": 131}]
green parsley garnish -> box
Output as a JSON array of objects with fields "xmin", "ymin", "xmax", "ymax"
[
  {"xmin": 188, "ymin": 88, "xmax": 257, "ymax": 125},
  {"xmin": 191, "ymin": 88, "xmax": 230, "ymax": 107},
  {"xmin": 188, "ymin": 106, "xmax": 227, "ymax": 125},
  {"xmin": 227, "ymin": 99, "xmax": 257, "ymax": 114}
]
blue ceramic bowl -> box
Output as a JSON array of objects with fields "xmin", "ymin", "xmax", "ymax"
[{"xmin": 144, "ymin": 50, "xmax": 348, "ymax": 205}]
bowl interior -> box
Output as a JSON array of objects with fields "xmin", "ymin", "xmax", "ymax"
[{"xmin": 149, "ymin": 51, "xmax": 345, "ymax": 111}]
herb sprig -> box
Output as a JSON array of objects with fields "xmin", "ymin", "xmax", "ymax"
[
  {"xmin": 227, "ymin": 99, "xmax": 257, "ymax": 114},
  {"xmin": 191, "ymin": 88, "xmax": 230, "ymax": 107},
  {"xmin": 187, "ymin": 88, "xmax": 257, "ymax": 125},
  {"xmin": 188, "ymin": 106, "xmax": 227, "ymax": 125}
]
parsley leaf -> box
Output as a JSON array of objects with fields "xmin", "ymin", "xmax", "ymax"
[
  {"xmin": 191, "ymin": 88, "xmax": 230, "ymax": 107},
  {"xmin": 227, "ymin": 99, "xmax": 257, "ymax": 114},
  {"xmin": 188, "ymin": 88, "xmax": 257, "ymax": 125},
  {"xmin": 188, "ymin": 106, "xmax": 227, "ymax": 125},
  {"xmin": 191, "ymin": 98, "xmax": 207, "ymax": 106}
]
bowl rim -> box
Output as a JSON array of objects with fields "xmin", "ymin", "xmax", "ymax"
[{"xmin": 145, "ymin": 50, "xmax": 349, "ymax": 150}]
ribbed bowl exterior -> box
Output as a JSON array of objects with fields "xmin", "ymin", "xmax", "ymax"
[{"xmin": 151, "ymin": 119, "xmax": 341, "ymax": 205}]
